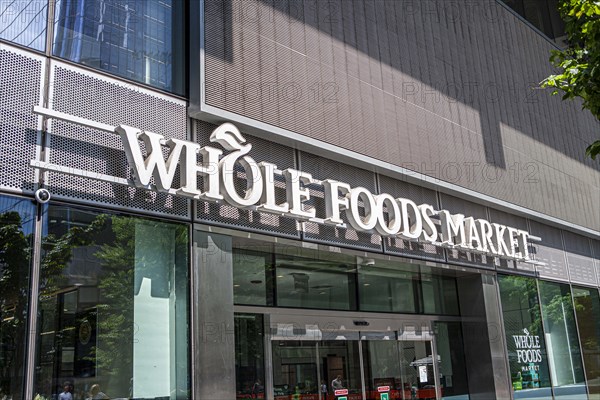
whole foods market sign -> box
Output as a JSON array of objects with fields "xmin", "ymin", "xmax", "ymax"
[
  {"xmin": 32, "ymin": 106, "xmax": 539, "ymax": 263},
  {"xmin": 513, "ymin": 329, "xmax": 543, "ymax": 371}
]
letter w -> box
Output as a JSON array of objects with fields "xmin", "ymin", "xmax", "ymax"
[{"xmin": 117, "ymin": 125, "xmax": 184, "ymax": 191}]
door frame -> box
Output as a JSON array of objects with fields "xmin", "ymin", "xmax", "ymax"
[{"xmin": 235, "ymin": 306, "xmax": 458, "ymax": 400}]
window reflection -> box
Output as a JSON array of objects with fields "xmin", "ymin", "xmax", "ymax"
[
  {"xmin": 232, "ymin": 243, "xmax": 462, "ymax": 315},
  {"xmin": 0, "ymin": 0, "xmax": 47, "ymax": 51},
  {"xmin": 276, "ymin": 255, "xmax": 357, "ymax": 311},
  {"xmin": 233, "ymin": 250, "xmax": 270, "ymax": 306},
  {"xmin": 421, "ymin": 268, "xmax": 460, "ymax": 316},
  {"xmin": 572, "ymin": 286, "xmax": 600, "ymax": 396},
  {"xmin": 538, "ymin": 281, "xmax": 586, "ymax": 399},
  {"xmin": 0, "ymin": 195, "xmax": 35, "ymax": 400},
  {"xmin": 235, "ymin": 314, "xmax": 265, "ymax": 399},
  {"xmin": 34, "ymin": 206, "xmax": 189, "ymax": 400},
  {"xmin": 53, "ymin": 0, "xmax": 185, "ymax": 94},
  {"xmin": 358, "ymin": 261, "xmax": 419, "ymax": 313},
  {"xmin": 500, "ymin": 0, "xmax": 566, "ymax": 46},
  {"xmin": 434, "ymin": 322, "xmax": 470, "ymax": 399}
]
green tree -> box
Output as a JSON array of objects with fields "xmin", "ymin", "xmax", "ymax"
[{"xmin": 541, "ymin": 0, "xmax": 600, "ymax": 159}]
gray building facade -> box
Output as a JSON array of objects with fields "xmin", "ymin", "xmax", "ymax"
[{"xmin": 0, "ymin": 1, "xmax": 599, "ymax": 400}]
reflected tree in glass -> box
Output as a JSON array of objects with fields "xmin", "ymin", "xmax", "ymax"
[
  {"xmin": 0, "ymin": 210, "xmax": 33, "ymax": 399},
  {"xmin": 35, "ymin": 210, "xmax": 189, "ymax": 399}
]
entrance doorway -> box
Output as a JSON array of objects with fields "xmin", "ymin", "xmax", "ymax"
[{"xmin": 270, "ymin": 330, "xmax": 440, "ymax": 400}]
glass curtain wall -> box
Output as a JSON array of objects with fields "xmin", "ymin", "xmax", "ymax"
[
  {"xmin": 231, "ymin": 243, "xmax": 461, "ymax": 316},
  {"xmin": 32, "ymin": 205, "xmax": 189, "ymax": 400},
  {"xmin": 0, "ymin": 0, "xmax": 185, "ymax": 94},
  {"xmin": 276, "ymin": 255, "xmax": 357, "ymax": 311},
  {"xmin": 0, "ymin": 0, "xmax": 48, "ymax": 50},
  {"xmin": 572, "ymin": 286, "xmax": 600, "ymax": 396},
  {"xmin": 233, "ymin": 249, "xmax": 272, "ymax": 306},
  {"xmin": 358, "ymin": 261, "xmax": 419, "ymax": 314},
  {"xmin": 52, "ymin": 0, "xmax": 185, "ymax": 94},
  {"xmin": 0, "ymin": 195, "xmax": 36, "ymax": 400},
  {"xmin": 538, "ymin": 281, "xmax": 586, "ymax": 399}
]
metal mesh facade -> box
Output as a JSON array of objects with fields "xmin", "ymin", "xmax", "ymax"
[
  {"xmin": 0, "ymin": 41, "xmax": 596, "ymax": 287},
  {"xmin": 440, "ymin": 194, "xmax": 496, "ymax": 269},
  {"xmin": 379, "ymin": 175, "xmax": 444, "ymax": 261},
  {"xmin": 488, "ymin": 208, "xmax": 535, "ymax": 274},
  {"xmin": 201, "ymin": 0, "xmax": 600, "ymax": 231},
  {"xmin": 563, "ymin": 231, "xmax": 597, "ymax": 286},
  {"xmin": 193, "ymin": 118, "xmax": 300, "ymax": 237},
  {"xmin": 299, "ymin": 151, "xmax": 382, "ymax": 251},
  {"xmin": 0, "ymin": 45, "xmax": 43, "ymax": 194},
  {"xmin": 46, "ymin": 62, "xmax": 189, "ymax": 218},
  {"xmin": 528, "ymin": 220, "xmax": 569, "ymax": 281},
  {"xmin": 593, "ymin": 240, "xmax": 600, "ymax": 285}
]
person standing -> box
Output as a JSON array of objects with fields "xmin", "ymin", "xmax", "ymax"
[
  {"xmin": 321, "ymin": 380, "xmax": 328, "ymax": 396},
  {"xmin": 89, "ymin": 384, "xmax": 109, "ymax": 399},
  {"xmin": 59, "ymin": 383, "xmax": 73, "ymax": 400},
  {"xmin": 331, "ymin": 375, "xmax": 343, "ymax": 390}
]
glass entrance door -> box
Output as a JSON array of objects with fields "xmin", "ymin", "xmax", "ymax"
[
  {"xmin": 362, "ymin": 339, "xmax": 438, "ymax": 400},
  {"xmin": 271, "ymin": 336, "xmax": 439, "ymax": 400},
  {"xmin": 271, "ymin": 340, "xmax": 363, "ymax": 400}
]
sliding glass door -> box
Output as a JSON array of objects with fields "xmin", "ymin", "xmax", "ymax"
[{"xmin": 271, "ymin": 336, "xmax": 440, "ymax": 400}]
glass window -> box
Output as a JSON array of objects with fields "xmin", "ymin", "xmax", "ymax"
[
  {"xmin": 52, "ymin": 0, "xmax": 185, "ymax": 94},
  {"xmin": 0, "ymin": 195, "xmax": 35, "ymax": 400},
  {"xmin": 434, "ymin": 322, "xmax": 470, "ymax": 399},
  {"xmin": 275, "ymin": 255, "xmax": 357, "ymax": 311},
  {"xmin": 362, "ymin": 340, "xmax": 403, "ymax": 399},
  {"xmin": 33, "ymin": 205, "xmax": 189, "ymax": 400},
  {"xmin": 233, "ymin": 249, "xmax": 271, "ymax": 306},
  {"xmin": 317, "ymin": 341, "xmax": 362, "ymax": 396},
  {"xmin": 500, "ymin": 0, "xmax": 566, "ymax": 45},
  {"xmin": 498, "ymin": 275, "xmax": 552, "ymax": 399},
  {"xmin": 235, "ymin": 314, "xmax": 265, "ymax": 399},
  {"xmin": 359, "ymin": 261, "xmax": 419, "ymax": 313},
  {"xmin": 0, "ymin": 0, "xmax": 47, "ymax": 51},
  {"xmin": 421, "ymin": 267, "xmax": 460, "ymax": 316},
  {"xmin": 572, "ymin": 286, "xmax": 600, "ymax": 396},
  {"xmin": 272, "ymin": 341, "xmax": 318, "ymax": 397},
  {"xmin": 538, "ymin": 280, "xmax": 586, "ymax": 399}
]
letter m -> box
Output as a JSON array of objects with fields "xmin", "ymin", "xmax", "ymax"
[
  {"xmin": 439, "ymin": 210, "xmax": 466, "ymax": 246},
  {"xmin": 117, "ymin": 125, "xmax": 184, "ymax": 191}
]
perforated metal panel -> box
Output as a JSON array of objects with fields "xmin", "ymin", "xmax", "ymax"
[
  {"xmin": 299, "ymin": 151, "xmax": 382, "ymax": 251},
  {"xmin": 439, "ymin": 194, "xmax": 496, "ymax": 269},
  {"xmin": 592, "ymin": 240, "xmax": 600, "ymax": 287},
  {"xmin": 46, "ymin": 61, "xmax": 189, "ymax": 218},
  {"xmin": 563, "ymin": 231, "xmax": 597, "ymax": 286},
  {"xmin": 0, "ymin": 45, "xmax": 44, "ymax": 194},
  {"xmin": 528, "ymin": 221, "xmax": 569, "ymax": 281},
  {"xmin": 200, "ymin": 0, "xmax": 600, "ymax": 232},
  {"xmin": 488, "ymin": 208, "xmax": 535, "ymax": 275},
  {"xmin": 378, "ymin": 175, "xmax": 444, "ymax": 261},
  {"xmin": 193, "ymin": 119, "xmax": 300, "ymax": 238}
]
